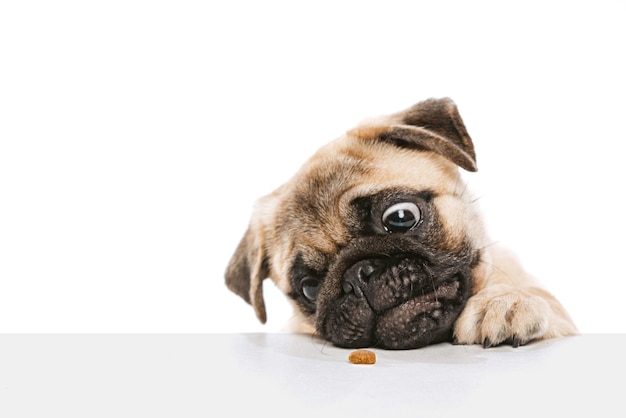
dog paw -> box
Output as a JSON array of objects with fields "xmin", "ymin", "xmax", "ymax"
[{"xmin": 452, "ymin": 285, "xmax": 555, "ymax": 348}]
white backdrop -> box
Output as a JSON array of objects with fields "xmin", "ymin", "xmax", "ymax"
[{"xmin": 1, "ymin": 1, "xmax": 624, "ymax": 334}]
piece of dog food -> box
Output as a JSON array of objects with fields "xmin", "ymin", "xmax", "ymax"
[{"xmin": 348, "ymin": 349, "xmax": 376, "ymax": 364}]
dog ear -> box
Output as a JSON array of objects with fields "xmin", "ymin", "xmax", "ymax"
[
  {"xmin": 224, "ymin": 223, "xmax": 268, "ymax": 324},
  {"xmin": 351, "ymin": 97, "xmax": 477, "ymax": 172}
]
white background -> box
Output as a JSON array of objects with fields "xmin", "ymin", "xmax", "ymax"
[{"xmin": 1, "ymin": 1, "xmax": 624, "ymax": 334}]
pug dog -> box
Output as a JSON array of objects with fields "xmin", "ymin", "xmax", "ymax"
[{"xmin": 225, "ymin": 97, "xmax": 577, "ymax": 349}]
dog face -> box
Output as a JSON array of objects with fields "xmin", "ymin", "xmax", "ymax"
[
  {"xmin": 289, "ymin": 183, "xmax": 482, "ymax": 349},
  {"xmin": 225, "ymin": 98, "xmax": 492, "ymax": 349}
]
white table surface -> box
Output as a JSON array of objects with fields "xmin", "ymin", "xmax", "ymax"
[{"xmin": 0, "ymin": 333, "xmax": 623, "ymax": 417}]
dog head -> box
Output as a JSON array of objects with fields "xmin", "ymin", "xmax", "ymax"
[{"xmin": 225, "ymin": 98, "xmax": 489, "ymax": 349}]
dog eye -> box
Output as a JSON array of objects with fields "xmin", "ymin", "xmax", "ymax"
[
  {"xmin": 300, "ymin": 277, "xmax": 320, "ymax": 303},
  {"xmin": 382, "ymin": 202, "xmax": 420, "ymax": 233}
]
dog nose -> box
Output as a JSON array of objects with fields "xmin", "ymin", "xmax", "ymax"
[{"xmin": 342, "ymin": 260, "xmax": 376, "ymax": 297}]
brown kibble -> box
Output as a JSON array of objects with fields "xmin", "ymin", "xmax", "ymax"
[{"xmin": 348, "ymin": 349, "xmax": 376, "ymax": 365}]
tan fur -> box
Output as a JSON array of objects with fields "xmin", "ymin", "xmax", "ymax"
[
  {"xmin": 225, "ymin": 98, "xmax": 577, "ymax": 348},
  {"xmin": 454, "ymin": 246, "xmax": 577, "ymax": 345}
]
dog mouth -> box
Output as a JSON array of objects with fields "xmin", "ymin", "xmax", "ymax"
[{"xmin": 316, "ymin": 245, "xmax": 473, "ymax": 350}]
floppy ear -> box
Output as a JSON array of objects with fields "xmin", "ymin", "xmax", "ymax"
[
  {"xmin": 224, "ymin": 224, "xmax": 268, "ymax": 323},
  {"xmin": 351, "ymin": 97, "xmax": 477, "ymax": 172}
]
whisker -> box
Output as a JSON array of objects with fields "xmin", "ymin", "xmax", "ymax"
[
  {"xmin": 310, "ymin": 332, "xmax": 330, "ymax": 354},
  {"xmin": 478, "ymin": 240, "xmax": 501, "ymax": 251},
  {"xmin": 477, "ymin": 257, "xmax": 515, "ymax": 285},
  {"xmin": 431, "ymin": 274, "xmax": 439, "ymax": 303},
  {"xmin": 469, "ymin": 194, "xmax": 485, "ymax": 204}
]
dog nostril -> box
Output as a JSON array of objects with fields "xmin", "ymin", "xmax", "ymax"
[
  {"xmin": 342, "ymin": 281, "xmax": 354, "ymax": 294},
  {"xmin": 342, "ymin": 260, "xmax": 376, "ymax": 297},
  {"xmin": 342, "ymin": 277, "xmax": 365, "ymax": 298},
  {"xmin": 358, "ymin": 264, "xmax": 375, "ymax": 281}
]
